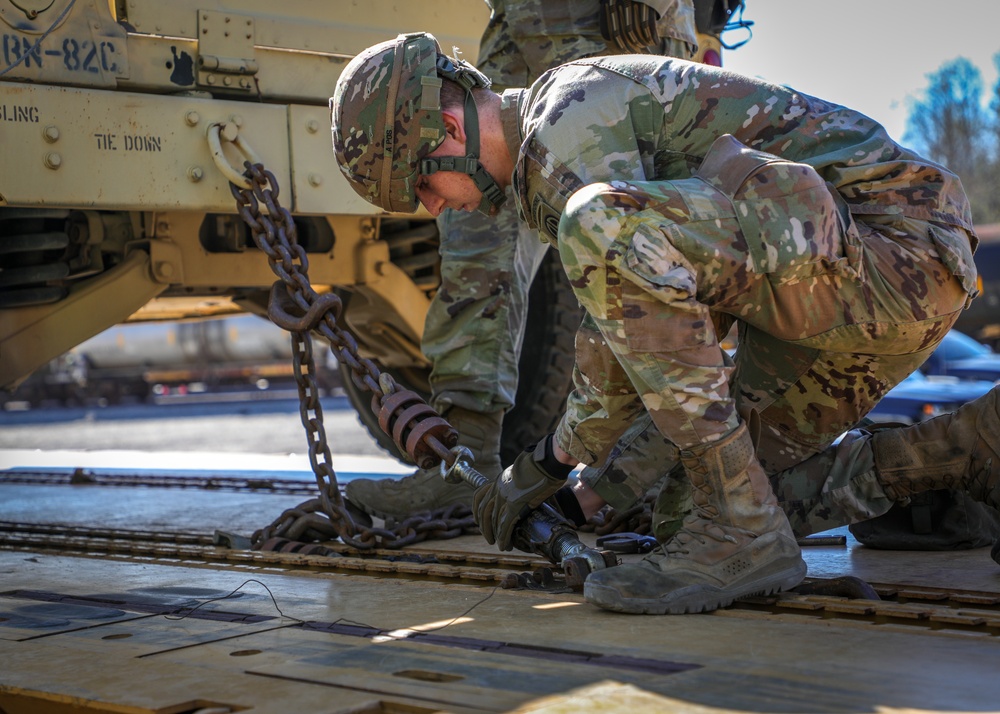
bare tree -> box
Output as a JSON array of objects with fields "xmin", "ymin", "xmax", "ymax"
[
  {"xmin": 904, "ymin": 57, "xmax": 997, "ymax": 224},
  {"xmin": 987, "ymin": 52, "xmax": 1000, "ymax": 223}
]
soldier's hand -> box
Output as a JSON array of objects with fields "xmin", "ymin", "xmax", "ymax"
[
  {"xmin": 473, "ymin": 435, "xmax": 574, "ymax": 551},
  {"xmin": 599, "ymin": 0, "xmax": 661, "ymax": 54}
]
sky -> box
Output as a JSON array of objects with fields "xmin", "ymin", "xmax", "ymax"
[{"xmin": 720, "ymin": 1, "xmax": 1000, "ymax": 144}]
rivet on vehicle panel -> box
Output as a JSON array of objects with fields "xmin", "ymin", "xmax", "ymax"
[
  {"xmin": 44, "ymin": 152, "xmax": 62, "ymax": 169},
  {"xmin": 187, "ymin": 166, "xmax": 204, "ymax": 182},
  {"xmin": 185, "ymin": 111, "xmax": 200, "ymax": 126},
  {"xmin": 230, "ymin": 115, "xmax": 243, "ymax": 128},
  {"xmin": 308, "ymin": 173, "xmax": 323, "ymax": 187},
  {"xmin": 43, "ymin": 125, "xmax": 60, "ymax": 143},
  {"xmin": 239, "ymin": 78, "xmax": 250, "ymax": 88},
  {"xmin": 223, "ymin": 76, "xmax": 232, "ymax": 86},
  {"xmin": 206, "ymin": 74, "xmax": 216, "ymax": 85},
  {"xmin": 306, "ymin": 120, "xmax": 319, "ymax": 134}
]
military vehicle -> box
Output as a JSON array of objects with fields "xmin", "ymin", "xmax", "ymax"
[
  {"xmin": 0, "ymin": 0, "xmax": 587, "ymax": 465},
  {"xmin": 0, "ymin": 0, "xmax": 743, "ymax": 464}
]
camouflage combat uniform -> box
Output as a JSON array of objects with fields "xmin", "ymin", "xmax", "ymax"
[
  {"xmin": 341, "ymin": 3, "xmax": 698, "ymax": 519},
  {"xmin": 331, "ymin": 31, "xmax": 1000, "ymax": 614},
  {"xmin": 427, "ymin": 0, "xmax": 697, "ymax": 415},
  {"xmin": 499, "ymin": 55, "xmax": 978, "ymax": 526}
]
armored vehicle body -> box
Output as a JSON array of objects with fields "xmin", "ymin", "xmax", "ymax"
[{"xmin": 0, "ymin": 0, "xmax": 584, "ymax": 461}]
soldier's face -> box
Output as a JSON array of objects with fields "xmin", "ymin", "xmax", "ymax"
[{"xmin": 414, "ymin": 169, "xmax": 482, "ymax": 217}]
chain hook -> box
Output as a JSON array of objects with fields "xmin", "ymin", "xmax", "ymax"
[{"xmin": 208, "ymin": 122, "xmax": 264, "ymax": 188}]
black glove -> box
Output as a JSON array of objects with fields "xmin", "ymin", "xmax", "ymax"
[
  {"xmin": 473, "ymin": 435, "xmax": 574, "ymax": 551},
  {"xmin": 599, "ymin": 0, "xmax": 661, "ymax": 54}
]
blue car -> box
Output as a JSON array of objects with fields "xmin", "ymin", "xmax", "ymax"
[
  {"xmin": 921, "ymin": 330, "xmax": 1000, "ymax": 381},
  {"xmin": 867, "ymin": 370, "xmax": 996, "ymax": 425}
]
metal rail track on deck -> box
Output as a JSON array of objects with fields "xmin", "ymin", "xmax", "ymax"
[
  {"xmin": 1, "ymin": 469, "xmax": 321, "ymax": 496},
  {"xmin": 0, "ymin": 521, "xmax": 541, "ymax": 584},
  {"xmin": 2, "ymin": 521, "xmax": 999, "ymax": 638}
]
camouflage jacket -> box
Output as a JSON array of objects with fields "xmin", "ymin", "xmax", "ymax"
[
  {"xmin": 498, "ymin": 55, "xmax": 977, "ymax": 461},
  {"xmin": 481, "ymin": 0, "xmax": 697, "ymax": 86},
  {"xmin": 501, "ymin": 56, "xmax": 976, "ymax": 245}
]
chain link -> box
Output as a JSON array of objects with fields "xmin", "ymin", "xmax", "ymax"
[
  {"xmin": 228, "ymin": 161, "xmax": 654, "ymax": 551},
  {"xmin": 228, "ymin": 163, "xmax": 474, "ymax": 550}
]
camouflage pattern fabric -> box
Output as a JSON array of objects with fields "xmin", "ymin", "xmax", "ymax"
[
  {"xmin": 555, "ymin": 175, "xmax": 970, "ymax": 457},
  {"xmin": 427, "ymin": 0, "xmax": 697, "ymax": 414},
  {"xmin": 478, "ymin": 0, "xmax": 696, "ymax": 91},
  {"xmin": 425, "ymin": 189, "xmax": 547, "ymax": 413},
  {"xmin": 331, "ymin": 33, "xmax": 446, "ymax": 213},
  {"xmin": 497, "ymin": 56, "xmax": 977, "ymax": 524},
  {"xmin": 579, "ymin": 410, "xmax": 896, "ymax": 538}
]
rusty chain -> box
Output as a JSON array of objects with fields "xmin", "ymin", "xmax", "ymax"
[
  {"xmin": 229, "ymin": 162, "xmax": 481, "ymax": 550},
  {"xmin": 229, "ymin": 161, "xmax": 652, "ymax": 552}
]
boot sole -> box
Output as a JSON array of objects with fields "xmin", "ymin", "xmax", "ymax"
[{"xmin": 583, "ymin": 558, "xmax": 807, "ymax": 615}]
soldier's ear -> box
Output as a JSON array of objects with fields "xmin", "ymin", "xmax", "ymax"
[{"xmin": 441, "ymin": 109, "xmax": 466, "ymax": 145}]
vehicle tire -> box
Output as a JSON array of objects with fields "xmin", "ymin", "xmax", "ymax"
[
  {"xmin": 500, "ymin": 249, "xmax": 582, "ymax": 464},
  {"xmin": 339, "ymin": 249, "xmax": 582, "ymax": 467}
]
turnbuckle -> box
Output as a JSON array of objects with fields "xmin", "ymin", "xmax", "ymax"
[{"xmin": 441, "ymin": 448, "xmax": 618, "ymax": 588}]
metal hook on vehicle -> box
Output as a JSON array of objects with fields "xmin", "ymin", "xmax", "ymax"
[{"xmin": 207, "ymin": 121, "xmax": 264, "ymax": 188}]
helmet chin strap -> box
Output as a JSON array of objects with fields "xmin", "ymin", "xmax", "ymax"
[{"xmin": 419, "ymin": 55, "xmax": 507, "ymax": 216}]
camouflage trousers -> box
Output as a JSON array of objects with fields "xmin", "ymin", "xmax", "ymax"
[
  {"xmin": 423, "ymin": 191, "xmax": 549, "ymax": 414},
  {"xmin": 556, "ymin": 136, "xmax": 976, "ymax": 530},
  {"xmin": 580, "ymin": 410, "xmax": 896, "ymax": 538},
  {"xmin": 479, "ymin": 0, "xmax": 696, "ymax": 90},
  {"xmin": 423, "ymin": 0, "xmax": 697, "ymax": 416}
]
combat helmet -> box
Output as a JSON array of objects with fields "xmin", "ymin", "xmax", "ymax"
[{"xmin": 331, "ymin": 32, "xmax": 506, "ymax": 215}]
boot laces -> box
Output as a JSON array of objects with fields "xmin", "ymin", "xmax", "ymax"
[
  {"xmin": 646, "ymin": 500, "xmax": 736, "ymax": 559},
  {"xmin": 656, "ymin": 435, "xmax": 759, "ymax": 558}
]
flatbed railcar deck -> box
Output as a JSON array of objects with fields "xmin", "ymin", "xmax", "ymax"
[{"xmin": 1, "ymin": 455, "xmax": 998, "ymax": 714}]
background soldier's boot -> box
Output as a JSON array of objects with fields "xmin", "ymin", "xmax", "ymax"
[
  {"xmin": 345, "ymin": 407, "xmax": 504, "ymax": 520},
  {"xmin": 873, "ymin": 385, "xmax": 1000, "ymax": 511},
  {"xmin": 584, "ymin": 422, "xmax": 806, "ymax": 614}
]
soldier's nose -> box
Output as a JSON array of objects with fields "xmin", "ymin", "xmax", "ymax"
[
  {"xmin": 416, "ymin": 189, "xmax": 443, "ymax": 217},
  {"xmin": 424, "ymin": 196, "xmax": 445, "ymax": 216}
]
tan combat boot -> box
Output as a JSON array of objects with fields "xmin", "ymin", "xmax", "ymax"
[
  {"xmin": 584, "ymin": 422, "xmax": 806, "ymax": 614},
  {"xmin": 345, "ymin": 407, "xmax": 504, "ymax": 520},
  {"xmin": 873, "ymin": 385, "xmax": 1000, "ymax": 511}
]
